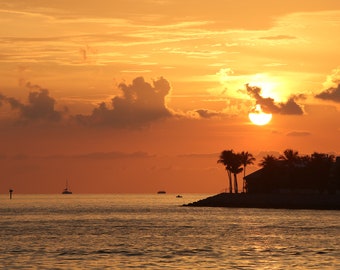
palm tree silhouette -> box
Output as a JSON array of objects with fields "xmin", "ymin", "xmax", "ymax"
[
  {"xmin": 279, "ymin": 149, "xmax": 301, "ymax": 191},
  {"xmin": 229, "ymin": 155, "xmax": 243, "ymax": 193},
  {"xmin": 258, "ymin": 154, "xmax": 280, "ymax": 192},
  {"xmin": 259, "ymin": 154, "xmax": 278, "ymax": 168},
  {"xmin": 239, "ymin": 151, "xmax": 255, "ymax": 192},
  {"xmin": 217, "ymin": 150, "xmax": 234, "ymax": 193},
  {"xmin": 279, "ymin": 149, "xmax": 300, "ymax": 167},
  {"xmin": 218, "ymin": 150, "xmax": 244, "ymax": 193},
  {"xmin": 309, "ymin": 152, "xmax": 335, "ymax": 192}
]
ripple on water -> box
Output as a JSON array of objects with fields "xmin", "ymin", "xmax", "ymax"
[{"xmin": 0, "ymin": 194, "xmax": 339, "ymax": 269}]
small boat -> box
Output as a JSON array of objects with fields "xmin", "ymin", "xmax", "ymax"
[
  {"xmin": 176, "ymin": 195, "xmax": 183, "ymax": 198},
  {"xmin": 62, "ymin": 180, "xmax": 72, "ymax": 194},
  {"xmin": 157, "ymin": 191, "xmax": 166, "ymax": 194}
]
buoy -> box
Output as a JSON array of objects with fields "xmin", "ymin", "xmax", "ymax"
[{"xmin": 9, "ymin": 189, "xmax": 13, "ymax": 199}]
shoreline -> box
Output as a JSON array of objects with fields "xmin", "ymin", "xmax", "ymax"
[{"xmin": 183, "ymin": 193, "xmax": 340, "ymax": 210}]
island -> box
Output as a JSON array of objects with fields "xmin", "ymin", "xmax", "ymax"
[
  {"xmin": 183, "ymin": 193, "xmax": 340, "ymax": 210},
  {"xmin": 184, "ymin": 149, "xmax": 340, "ymax": 210}
]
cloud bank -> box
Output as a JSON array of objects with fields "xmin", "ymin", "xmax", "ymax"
[
  {"xmin": 0, "ymin": 77, "xmax": 314, "ymax": 128},
  {"xmin": 0, "ymin": 76, "xmax": 175, "ymax": 128}
]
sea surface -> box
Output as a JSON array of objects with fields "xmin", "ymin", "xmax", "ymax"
[{"xmin": 0, "ymin": 194, "xmax": 339, "ymax": 269}]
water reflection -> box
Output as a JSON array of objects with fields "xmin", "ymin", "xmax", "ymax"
[{"xmin": 0, "ymin": 194, "xmax": 339, "ymax": 269}]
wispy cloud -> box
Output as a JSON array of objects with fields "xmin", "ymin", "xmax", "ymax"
[
  {"xmin": 71, "ymin": 151, "xmax": 153, "ymax": 159},
  {"xmin": 177, "ymin": 153, "xmax": 218, "ymax": 158},
  {"xmin": 0, "ymin": 151, "xmax": 154, "ymax": 160},
  {"xmin": 286, "ymin": 131, "xmax": 311, "ymax": 137},
  {"xmin": 259, "ymin": 35, "xmax": 296, "ymax": 40}
]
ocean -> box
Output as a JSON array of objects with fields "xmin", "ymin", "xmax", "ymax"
[{"xmin": 0, "ymin": 194, "xmax": 339, "ymax": 269}]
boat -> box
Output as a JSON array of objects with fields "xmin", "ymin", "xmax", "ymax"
[
  {"xmin": 176, "ymin": 195, "xmax": 183, "ymax": 198},
  {"xmin": 62, "ymin": 180, "xmax": 72, "ymax": 194},
  {"xmin": 157, "ymin": 191, "xmax": 166, "ymax": 194}
]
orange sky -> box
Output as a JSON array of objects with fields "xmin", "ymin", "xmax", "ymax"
[{"xmin": 1, "ymin": 0, "xmax": 340, "ymax": 194}]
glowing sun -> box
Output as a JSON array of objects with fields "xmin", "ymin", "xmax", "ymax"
[{"xmin": 248, "ymin": 104, "xmax": 272, "ymax": 126}]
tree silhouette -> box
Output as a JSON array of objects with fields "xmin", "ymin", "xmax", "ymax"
[
  {"xmin": 239, "ymin": 151, "xmax": 255, "ymax": 192},
  {"xmin": 259, "ymin": 154, "xmax": 278, "ymax": 168},
  {"xmin": 218, "ymin": 150, "xmax": 245, "ymax": 193},
  {"xmin": 279, "ymin": 149, "xmax": 300, "ymax": 166},
  {"xmin": 229, "ymin": 154, "xmax": 243, "ymax": 193},
  {"xmin": 220, "ymin": 148, "xmax": 339, "ymax": 194},
  {"xmin": 257, "ymin": 154, "xmax": 280, "ymax": 192},
  {"xmin": 279, "ymin": 149, "xmax": 301, "ymax": 190},
  {"xmin": 309, "ymin": 152, "xmax": 334, "ymax": 192},
  {"xmin": 217, "ymin": 150, "xmax": 234, "ymax": 193}
]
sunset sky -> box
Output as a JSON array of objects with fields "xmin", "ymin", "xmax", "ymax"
[{"xmin": 1, "ymin": 0, "xmax": 340, "ymax": 194}]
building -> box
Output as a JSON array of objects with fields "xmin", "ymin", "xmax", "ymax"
[{"xmin": 244, "ymin": 157, "xmax": 340, "ymax": 194}]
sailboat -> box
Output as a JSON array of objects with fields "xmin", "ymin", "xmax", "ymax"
[{"xmin": 62, "ymin": 180, "xmax": 72, "ymax": 194}]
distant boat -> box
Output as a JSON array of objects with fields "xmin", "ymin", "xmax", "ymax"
[
  {"xmin": 176, "ymin": 195, "xmax": 183, "ymax": 198},
  {"xmin": 157, "ymin": 191, "xmax": 166, "ymax": 194},
  {"xmin": 62, "ymin": 180, "xmax": 72, "ymax": 194}
]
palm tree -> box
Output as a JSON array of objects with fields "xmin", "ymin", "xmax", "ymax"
[
  {"xmin": 310, "ymin": 152, "xmax": 334, "ymax": 163},
  {"xmin": 309, "ymin": 152, "xmax": 335, "ymax": 192},
  {"xmin": 217, "ymin": 150, "xmax": 234, "ymax": 193},
  {"xmin": 259, "ymin": 154, "xmax": 278, "ymax": 168},
  {"xmin": 279, "ymin": 149, "xmax": 300, "ymax": 167},
  {"xmin": 229, "ymin": 154, "xmax": 243, "ymax": 193},
  {"xmin": 239, "ymin": 151, "xmax": 255, "ymax": 192},
  {"xmin": 279, "ymin": 149, "xmax": 301, "ymax": 191},
  {"xmin": 258, "ymin": 154, "xmax": 280, "ymax": 192}
]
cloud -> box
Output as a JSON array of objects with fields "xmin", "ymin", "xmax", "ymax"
[
  {"xmin": 75, "ymin": 76, "xmax": 172, "ymax": 128},
  {"xmin": 286, "ymin": 131, "xmax": 311, "ymax": 137},
  {"xmin": 279, "ymin": 97, "xmax": 304, "ymax": 115},
  {"xmin": 0, "ymin": 82, "xmax": 64, "ymax": 123},
  {"xmin": 195, "ymin": 109, "xmax": 219, "ymax": 118},
  {"xmin": 72, "ymin": 151, "xmax": 153, "ymax": 159},
  {"xmin": 246, "ymin": 84, "xmax": 303, "ymax": 115},
  {"xmin": 315, "ymin": 83, "xmax": 340, "ymax": 103},
  {"xmin": 259, "ymin": 35, "xmax": 296, "ymax": 40},
  {"xmin": 178, "ymin": 153, "xmax": 218, "ymax": 158},
  {"xmin": 0, "ymin": 151, "xmax": 153, "ymax": 160}
]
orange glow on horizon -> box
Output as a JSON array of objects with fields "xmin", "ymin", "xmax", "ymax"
[{"xmin": 0, "ymin": 1, "xmax": 339, "ymax": 193}]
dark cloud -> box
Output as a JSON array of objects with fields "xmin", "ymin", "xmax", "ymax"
[
  {"xmin": 79, "ymin": 45, "xmax": 97, "ymax": 62},
  {"xmin": 246, "ymin": 84, "xmax": 303, "ymax": 115},
  {"xmin": 75, "ymin": 76, "xmax": 172, "ymax": 128},
  {"xmin": 315, "ymin": 83, "xmax": 340, "ymax": 103},
  {"xmin": 279, "ymin": 97, "xmax": 304, "ymax": 115},
  {"xmin": 0, "ymin": 82, "xmax": 63, "ymax": 123},
  {"xmin": 195, "ymin": 109, "xmax": 219, "ymax": 118}
]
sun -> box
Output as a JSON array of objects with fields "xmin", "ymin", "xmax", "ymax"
[{"xmin": 248, "ymin": 104, "xmax": 272, "ymax": 126}]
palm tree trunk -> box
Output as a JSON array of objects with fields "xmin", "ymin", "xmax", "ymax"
[
  {"xmin": 242, "ymin": 167, "xmax": 246, "ymax": 192},
  {"xmin": 233, "ymin": 173, "xmax": 238, "ymax": 193},
  {"xmin": 228, "ymin": 170, "xmax": 233, "ymax": 193}
]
